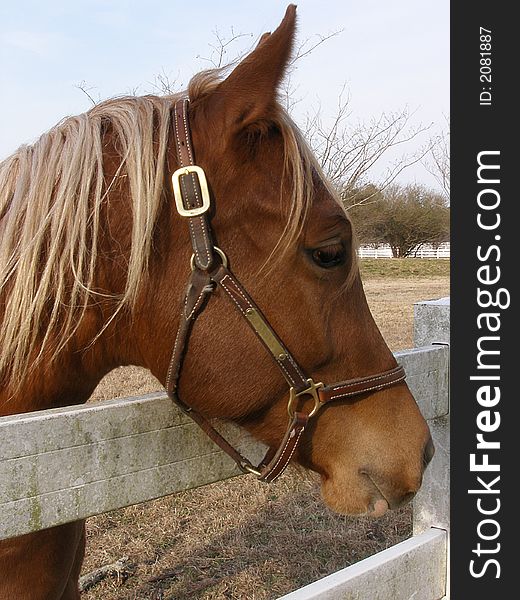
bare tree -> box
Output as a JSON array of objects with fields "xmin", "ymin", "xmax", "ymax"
[
  {"xmin": 197, "ymin": 27, "xmax": 254, "ymax": 68},
  {"xmin": 302, "ymin": 95, "xmax": 434, "ymax": 208},
  {"xmin": 279, "ymin": 30, "xmax": 344, "ymax": 112},
  {"xmin": 425, "ymin": 117, "xmax": 450, "ymax": 200},
  {"xmin": 149, "ymin": 69, "xmax": 181, "ymax": 96},
  {"xmin": 75, "ymin": 81, "xmax": 99, "ymax": 106},
  {"xmin": 142, "ymin": 28, "xmax": 254, "ymax": 97},
  {"xmin": 147, "ymin": 25, "xmax": 432, "ymax": 204}
]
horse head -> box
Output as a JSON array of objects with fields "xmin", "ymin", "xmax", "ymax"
[{"xmin": 128, "ymin": 5, "xmax": 434, "ymax": 516}]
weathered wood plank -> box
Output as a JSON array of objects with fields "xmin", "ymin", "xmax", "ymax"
[
  {"xmin": 2, "ymin": 421, "xmax": 223, "ymax": 502},
  {"xmin": 396, "ymin": 345, "xmax": 449, "ymax": 419},
  {"xmin": 0, "ymin": 346, "xmax": 447, "ymax": 540},
  {"xmin": 0, "ymin": 392, "xmax": 180, "ymax": 460},
  {"xmin": 0, "ymin": 394, "xmax": 266, "ymax": 539},
  {"xmin": 414, "ymin": 297, "xmax": 450, "ymax": 347},
  {"xmin": 2, "ymin": 451, "xmax": 242, "ymax": 539},
  {"xmin": 412, "ymin": 299, "xmax": 451, "ymax": 541},
  {"xmin": 278, "ymin": 528, "xmax": 447, "ymax": 600}
]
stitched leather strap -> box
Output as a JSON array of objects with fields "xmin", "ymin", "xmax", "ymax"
[
  {"xmin": 164, "ymin": 263, "xmax": 312, "ymax": 480},
  {"xmin": 165, "ymin": 261, "xmax": 407, "ymax": 482},
  {"xmin": 258, "ymin": 412, "xmax": 309, "ymax": 482},
  {"xmin": 172, "ymin": 98, "xmax": 215, "ymax": 270},
  {"xmin": 212, "ymin": 266, "xmax": 309, "ymax": 392},
  {"xmin": 318, "ymin": 365, "xmax": 406, "ymax": 404},
  {"xmin": 165, "ymin": 269, "xmax": 215, "ymax": 397}
]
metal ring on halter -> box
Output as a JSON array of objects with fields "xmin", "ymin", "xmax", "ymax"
[
  {"xmin": 190, "ymin": 246, "xmax": 228, "ymax": 271},
  {"xmin": 287, "ymin": 379, "xmax": 325, "ymax": 419},
  {"xmin": 241, "ymin": 462, "xmax": 262, "ymax": 477}
]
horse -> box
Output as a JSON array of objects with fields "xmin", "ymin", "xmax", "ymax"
[{"xmin": 0, "ymin": 5, "xmax": 433, "ymax": 598}]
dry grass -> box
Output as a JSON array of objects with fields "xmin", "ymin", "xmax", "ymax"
[
  {"xmin": 82, "ymin": 259, "xmax": 449, "ymax": 599},
  {"xmin": 82, "ymin": 477, "xmax": 412, "ymax": 600},
  {"xmin": 362, "ymin": 277, "xmax": 449, "ymax": 350}
]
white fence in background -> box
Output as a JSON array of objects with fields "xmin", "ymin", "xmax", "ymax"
[
  {"xmin": 0, "ymin": 299, "xmax": 451, "ymax": 599},
  {"xmin": 358, "ymin": 242, "xmax": 450, "ymax": 259}
]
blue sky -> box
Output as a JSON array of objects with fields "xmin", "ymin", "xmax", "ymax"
[{"xmin": 0, "ymin": 0, "xmax": 449, "ymax": 189}]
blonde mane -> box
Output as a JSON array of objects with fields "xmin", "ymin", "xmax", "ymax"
[
  {"xmin": 0, "ymin": 69, "xmax": 348, "ymax": 386},
  {"xmin": 0, "ymin": 93, "xmax": 175, "ymax": 385}
]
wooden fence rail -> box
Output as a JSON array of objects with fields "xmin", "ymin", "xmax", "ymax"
[
  {"xmin": 0, "ymin": 344, "xmax": 448, "ymax": 541},
  {"xmin": 357, "ymin": 242, "xmax": 450, "ymax": 259}
]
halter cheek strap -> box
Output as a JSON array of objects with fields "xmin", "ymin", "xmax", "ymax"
[
  {"xmin": 172, "ymin": 98, "xmax": 215, "ymax": 271},
  {"xmin": 165, "ymin": 97, "xmax": 406, "ymax": 483}
]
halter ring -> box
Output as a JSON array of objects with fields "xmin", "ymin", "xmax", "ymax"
[{"xmin": 190, "ymin": 246, "xmax": 228, "ymax": 271}]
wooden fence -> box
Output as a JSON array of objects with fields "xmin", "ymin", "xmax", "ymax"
[{"xmin": 0, "ymin": 299, "xmax": 450, "ymax": 599}]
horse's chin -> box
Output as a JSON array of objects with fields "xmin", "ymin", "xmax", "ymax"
[{"xmin": 319, "ymin": 473, "xmax": 390, "ymax": 518}]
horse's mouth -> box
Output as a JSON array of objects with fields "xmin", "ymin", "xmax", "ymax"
[
  {"xmin": 317, "ymin": 469, "xmax": 390, "ymax": 517},
  {"xmin": 366, "ymin": 498, "xmax": 390, "ymax": 517},
  {"xmin": 360, "ymin": 469, "xmax": 418, "ymax": 513},
  {"xmin": 355, "ymin": 470, "xmax": 390, "ymax": 517},
  {"xmin": 318, "ymin": 465, "xmax": 419, "ymax": 517}
]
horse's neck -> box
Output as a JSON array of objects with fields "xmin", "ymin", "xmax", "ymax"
[
  {"xmin": 0, "ymin": 355, "xmax": 109, "ymax": 416},
  {"xmin": 0, "ymin": 319, "xmax": 121, "ymax": 416},
  {"xmin": 0, "ymin": 193, "xmax": 185, "ymax": 417}
]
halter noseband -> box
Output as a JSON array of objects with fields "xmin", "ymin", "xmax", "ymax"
[{"xmin": 165, "ymin": 98, "xmax": 406, "ymax": 483}]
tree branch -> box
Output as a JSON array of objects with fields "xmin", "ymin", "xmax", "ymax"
[{"xmin": 79, "ymin": 556, "xmax": 135, "ymax": 592}]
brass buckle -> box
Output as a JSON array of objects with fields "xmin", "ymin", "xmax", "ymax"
[
  {"xmin": 172, "ymin": 165, "xmax": 211, "ymax": 217},
  {"xmin": 287, "ymin": 379, "xmax": 324, "ymax": 419}
]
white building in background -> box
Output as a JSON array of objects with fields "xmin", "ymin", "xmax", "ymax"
[{"xmin": 357, "ymin": 242, "xmax": 450, "ymax": 259}]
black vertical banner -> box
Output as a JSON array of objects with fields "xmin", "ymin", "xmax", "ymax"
[{"xmin": 451, "ymin": 3, "xmax": 514, "ymax": 598}]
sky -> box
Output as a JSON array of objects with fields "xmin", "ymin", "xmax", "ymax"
[{"xmin": 0, "ymin": 0, "xmax": 449, "ymax": 190}]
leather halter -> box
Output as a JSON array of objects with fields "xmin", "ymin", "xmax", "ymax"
[{"xmin": 165, "ymin": 97, "xmax": 406, "ymax": 483}]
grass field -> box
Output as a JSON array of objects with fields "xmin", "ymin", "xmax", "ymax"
[
  {"xmin": 82, "ymin": 258, "xmax": 449, "ymax": 599},
  {"xmin": 359, "ymin": 258, "xmax": 449, "ymax": 279}
]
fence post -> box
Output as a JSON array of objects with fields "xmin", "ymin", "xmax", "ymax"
[{"xmin": 413, "ymin": 297, "xmax": 450, "ymax": 598}]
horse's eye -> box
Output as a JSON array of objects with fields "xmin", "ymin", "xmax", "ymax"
[{"xmin": 310, "ymin": 243, "xmax": 346, "ymax": 269}]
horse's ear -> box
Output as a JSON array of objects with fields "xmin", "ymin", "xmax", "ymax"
[{"xmin": 208, "ymin": 5, "xmax": 297, "ymax": 132}]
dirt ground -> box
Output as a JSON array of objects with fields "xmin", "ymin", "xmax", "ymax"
[{"xmin": 82, "ymin": 259, "xmax": 449, "ymax": 599}]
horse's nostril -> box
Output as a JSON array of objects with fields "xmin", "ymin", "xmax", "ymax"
[{"xmin": 423, "ymin": 436, "xmax": 435, "ymax": 468}]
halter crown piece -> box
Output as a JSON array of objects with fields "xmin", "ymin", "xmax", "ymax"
[{"xmin": 165, "ymin": 98, "xmax": 406, "ymax": 483}]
